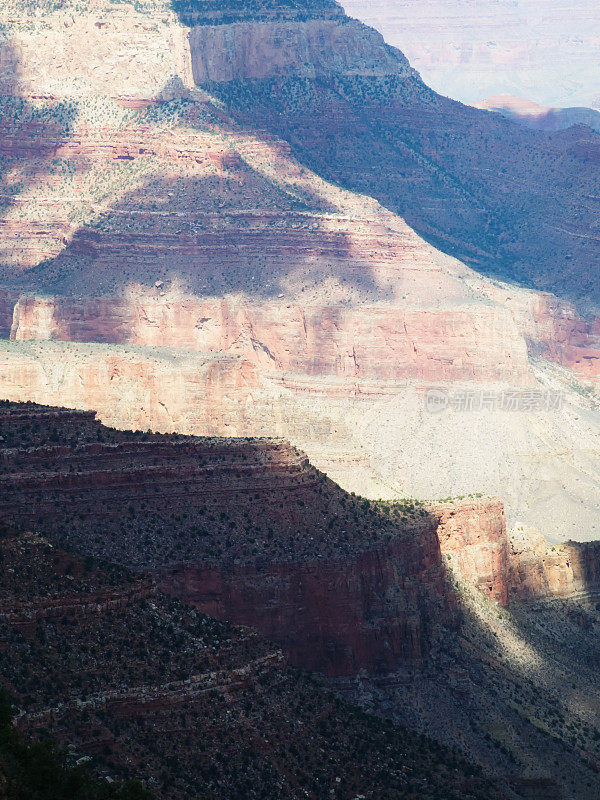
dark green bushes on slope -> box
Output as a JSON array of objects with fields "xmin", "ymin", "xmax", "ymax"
[{"xmin": 0, "ymin": 690, "xmax": 150, "ymax": 800}]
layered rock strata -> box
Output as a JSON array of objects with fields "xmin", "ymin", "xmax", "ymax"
[
  {"xmin": 2, "ymin": 401, "xmax": 600, "ymax": 681},
  {"xmin": 0, "ymin": 401, "xmax": 459, "ymax": 676},
  {"xmin": 162, "ymin": 524, "xmax": 454, "ymax": 676},
  {"xmin": 2, "ymin": 525, "xmax": 506, "ymax": 800},
  {"xmin": 435, "ymin": 498, "xmax": 600, "ymax": 605}
]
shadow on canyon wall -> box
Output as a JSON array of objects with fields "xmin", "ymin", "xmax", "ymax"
[
  {"xmin": 0, "ymin": 33, "xmax": 77, "ymax": 335},
  {"xmin": 189, "ymin": 62, "xmax": 600, "ymax": 309},
  {"xmin": 2, "ymin": 24, "xmax": 599, "ymax": 313},
  {"xmin": 6, "ymin": 476, "xmax": 600, "ymax": 797},
  {"xmin": 2, "ymin": 396, "xmax": 600, "ymax": 794},
  {"xmin": 6, "ymin": 165, "xmax": 388, "ymax": 301}
]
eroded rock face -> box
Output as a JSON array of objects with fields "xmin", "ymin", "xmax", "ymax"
[
  {"xmin": 434, "ymin": 499, "xmax": 509, "ymax": 605},
  {"xmin": 0, "ymin": 3, "xmax": 192, "ymax": 100},
  {"xmin": 163, "ymin": 525, "xmax": 457, "ymax": 676},
  {"xmin": 481, "ymin": 286, "xmax": 600, "ymax": 379},
  {"xmin": 433, "ymin": 498, "xmax": 600, "ymax": 604},
  {"xmin": 0, "ymin": 527, "xmax": 518, "ymax": 800},
  {"xmin": 4, "ymin": 292, "xmax": 533, "ymax": 384},
  {"xmin": 4, "ymin": 337, "xmax": 600, "ymax": 544},
  {"xmin": 0, "ymin": 341, "xmax": 262, "ymax": 436},
  {"xmin": 3, "ymin": 400, "xmax": 600, "ymax": 682},
  {"xmin": 1, "ymin": 0, "xmax": 600, "ymax": 550},
  {"xmin": 509, "ymin": 529, "xmax": 600, "ymax": 601},
  {"xmin": 188, "ymin": 19, "xmax": 410, "ymax": 83}
]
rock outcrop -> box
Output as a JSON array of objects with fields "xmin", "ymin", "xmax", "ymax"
[
  {"xmin": 3, "ymin": 401, "xmax": 600, "ymax": 797},
  {"xmin": 2, "ymin": 401, "xmax": 599, "ymax": 682},
  {"xmin": 509, "ymin": 529, "xmax": 600, "ymax": 601},
  {"xmin": 0, "ymin": 401, "xmax": 460, "ymax": 677},
  {"xmin": 434, "ymin": 497, "xmax": 600, "ymax": 604},
  {"xmin": 434, "ymin": 498, "xmax": 510, "ymax": 605},
  {"xmin": 188, "ymin": 18, "xmax": 411, "ymax": 83},
  {"xmin": 4, "ymin": 292, "xmax": 533, "ymax": 384},
  {"xmin": 162, "ymin": 523, "xmax": 457, "ymax": 676}
]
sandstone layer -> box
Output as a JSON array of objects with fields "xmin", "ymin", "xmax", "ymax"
[
  {"xmin": 3, "ymin": 339, "xmax": 600, "ymax": 543},
  {"xmin": 3, "ymin": 402, "xmax": 600, "ymax": 797},
  {"xmin": 435, "ymin": 498, "xmax": 600, "ymax": 605}
]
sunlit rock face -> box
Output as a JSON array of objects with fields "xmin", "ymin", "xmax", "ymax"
[
  {"xmin": 340, "ymin": 0, "xmax": 600, "ymax": 109},
  {"xmin": 435, "ymin": 498, "xmax": 600, "ymax": 604},
  {"xmin": 188, "ymin": 18, "xmax": 411, "ymax": 83}
]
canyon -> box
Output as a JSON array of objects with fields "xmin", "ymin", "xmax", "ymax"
[
  {"xmin": 340, "ymin": 0, "xmax": 600, "ymax": 109},
  {"xmin": 0, "ymin": 0, "xmax": 599, "ymax": 546},
  {"xmin": 2, "ymin": 401, "xmax": 600, "ymax": 798},
  {"xmin": 0, "ymin": 2, "xmax": 599, "ymax": 798},
  {"xmin": 1, "ymin": 401, "xmax": 599, "ymax": 673}
]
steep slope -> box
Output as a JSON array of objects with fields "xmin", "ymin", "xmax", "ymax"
[
  {"xmin": 1, "ymin": 523, "xmax": 505, "ymax": 800},
  {"xmin": 1, "ymin": 0, "xmax": 599, "ymax": 304},
  {"xmin": 3, "ymin": 340, "xmax": 600, "ymax": 542},
  {"xmin": 188, "ymin": 18, "xmax": 600, "ymax": 306},
  {"xmin": 2, "ymin": 402, "xmax": 600, "ymax": 798}
]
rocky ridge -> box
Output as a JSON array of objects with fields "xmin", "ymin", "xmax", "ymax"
[
  {"xmin": 1, "ymin": 401, "xmax": 600, "ymax": 673},
  {"xmin": 2, "ymin": 402, "xmax": 600, "ymax": 797},
  {"xmin": 0, "ymin": 401, "xmax": 461, "ymax": 675}
]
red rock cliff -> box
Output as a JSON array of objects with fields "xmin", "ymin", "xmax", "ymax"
[
  {"xmin": 433, "ymin": 498, "xmax": 510, "ymax": 606},
  {"xmin": 160, "ymin": 519, "xmax": 459, "ymax": 677},
  {"xmin": 433, "ymin": 498, "xmax": 600, "ymax": 605}
]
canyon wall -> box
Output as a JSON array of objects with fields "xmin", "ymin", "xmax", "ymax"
[
  {"xmin": 0, "ymin": 2, "xmax": 192, "ymax": 100},
  {"xmin": 162, "ymin": 524, "xmax": 458, "ymax": 676},
  {"xmin": 2, "ymin": 401, "xmax": 600, "ymax": 682},
  {"xmin": 509, "ymin": 529, "xmax": 600, "ymax": 601},
  {"xmin": 188, "ymin": 19, "xmax": 411, "ymax": 83},
  {"xmin": 434, "ymin": 498, "xmax": 600, "ymax": 604},
  {"xmin": 0, "ymin": 341, "xmax": 261, "ymax": 436},
  {"xmin": 434, "ymin": 499, "xmax": 509, "ymax": 605},
  {"xmin": 0, "ymin": 401, "xmax": 460, "ymax": 676},
  {"xmin": 4, "ymin": 292, "xmax": 533, "ymax": 384},
  {"xmin": 3, "ymin": 337, "xmax": 600, "ymax": 544},
  {"xmin": 0, "ymin": 0, "xmax": 599, "ymax": 550},
  {"xmin": 0, "ymin": 524, "xmax": 520, "ymax": 800}
]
